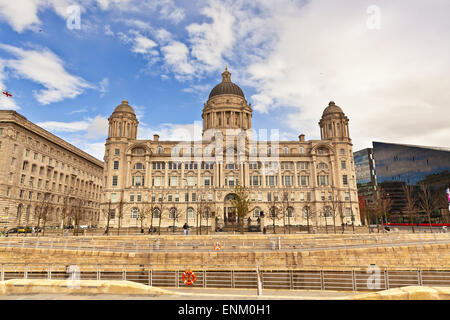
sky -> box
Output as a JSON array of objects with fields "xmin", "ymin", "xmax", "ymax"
[{"xmin": 0, "ymin": 0, "xmax": 449, "ymax": 161}]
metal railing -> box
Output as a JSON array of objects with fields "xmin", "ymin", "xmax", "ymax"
[{"xmin": 1, "ymin": 264, "xmax": 450, "ymax": 292}]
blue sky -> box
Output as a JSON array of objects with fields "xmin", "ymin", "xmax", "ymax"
[{"xmin": 1, "ymin": 0, "xmax": 449, "ymax": 160}]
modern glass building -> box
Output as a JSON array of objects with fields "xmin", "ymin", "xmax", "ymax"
[{"xmin": 354, "ymin": 142, "xmax": 450, "ymax": 224}]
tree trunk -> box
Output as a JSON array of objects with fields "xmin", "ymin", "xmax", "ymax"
[
  {"xmin": 158, "ymin": 216, "xmax": 162, "ymax": 235},
  {"xmin": 307, "ymin": 217, "xmax": 310, "ymax": 234}
]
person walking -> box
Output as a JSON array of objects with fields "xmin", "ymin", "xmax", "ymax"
[{"xmin": 183, "ymin": 223, "xmax": 189, "ymax": 235}]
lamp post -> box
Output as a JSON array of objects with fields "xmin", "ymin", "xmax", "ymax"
[{"xmin": 348, "ymin": 176, "xmax": 355, "ymax": 234}]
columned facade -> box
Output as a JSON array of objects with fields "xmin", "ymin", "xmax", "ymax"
[{"xmin": 101, "ymin": 68, "xmax": 360, "ymax": 229}]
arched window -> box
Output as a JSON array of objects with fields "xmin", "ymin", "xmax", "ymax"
[
  {"xmin": 324, "ymin": 206, "xmax": 332, "ymax": 217},
  {"xmin": 202, "ymin": 207, "xmax": 211, "ymax": 219},
  {"xmin": 153, "ymin": 208, "xmax": 161, "ymax": 218},
  {"xmin": 317, "ymin": 148, "xmax": 327, "ymax": 155},
  {"xmin": 282, "ymin": 147, "xmax": 289, "ymax": 155},
  {"xmin": 134, "ymin": 148, "xmax": 144, "ymax": 155},
  {"xmin": 169, "ymin": 208, "xmax": 177, "ymax": 219},
  {"xmin": 253, "ymin": 207, "xmax": 261, "ymax": 218},
  {"xmin": 187, "ymin": 208, "xmax": 195, "ymax": 219},
  {"xmin": 302, "ymin": 206, "xmax": 311, "ymax": 219},
  {"xmin": 26, "ymin": 205, "xmax": 31, "ymax": 222},
  {"xmin": 131, "ymin": 207, "xmax": 139, "ymax": 219},
  {"xmin": 17, "ymin": 204, "xmax": 23, "ymax": 220},
  {"xmin": 287, "ymin": 207, "xmax": 294, "ymax": 218},
  {"xmin": 269, "ymin": 207, "xmax": 278, "ymax": 218}
]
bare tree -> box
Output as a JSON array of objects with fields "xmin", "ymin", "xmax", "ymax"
[
  {"xmin": 70, "ymin": 198, "xmax": 84, "ymax": 236},
  {"xmin": 102, "ymin": 200, "xmax": 114, "ymax": 236},
  {"xmin": 302, "ymin": 205, "xmax": 314, "ymax": 234},
  {"xmin": 402, "ymin": 184, "xmax": 417, "ymax": 233},
  {"xmin": 418, "ymin": 182, "xmax": 439, "ymax": 233},
  {"xmin": 196, "ymin": 192, "xmax": 209, "ymax": 235},
  {"xmin": 35, "ymin": 192, "xmax": 52, "ymax": 236},
  {"xmin": 116, "ymin": 196, "xmax": 125, "ymax": 236},
  {"xmin": 267, "ymin": 192, "xmax": 282, "ymax": 234},
  {"xmin": 371, "ymin": 188, "xmax": 392, "ymax": 233},
  {"xmin": 279, "ymin": 190, "xmax": 293, "ymax": 234},
  {"xmin": 230, "ymin": 184, "xmax": 254, "ymax": 234},
  {"xmin": 328, "ymin": 188, "xmax": 342, "ymax": 234},
  {"xmin": 157, "ymin": 196, "xmax": 166, "ymax": 235},
  {"xmin": 138, "ymin": 202, "xmax": 151, "ymax": 233}
]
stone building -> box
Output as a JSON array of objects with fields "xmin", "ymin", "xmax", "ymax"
[
  {"xmin": 102, "ymin": 68, "xmax": 360, "ymax": 230},
  {"xmin": 0, "ymin": 111, "xmax": 103, "ymax": 230}
]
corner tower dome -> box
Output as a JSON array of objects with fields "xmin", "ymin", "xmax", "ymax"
[
  {"xmin": 322, "ymin": 101, "xmax": 344, "ymax": 116},
  {"xmin": 113, "ymin": 99, "xmax": 136, "ymax": 114},
  {"xmin": 208, "ymin": 66, "xmax": 245, "ymax": 99}
]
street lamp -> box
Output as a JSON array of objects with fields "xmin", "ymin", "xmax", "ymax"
[{"xmin": 348, "ymin": 176, "xmax": 355, "ymax": 234}]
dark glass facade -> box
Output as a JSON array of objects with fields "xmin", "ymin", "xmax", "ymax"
[{"xmin": 354, "ymin": 141, "xmax": 450, "ymax": 224}]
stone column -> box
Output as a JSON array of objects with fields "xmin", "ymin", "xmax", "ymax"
[
  {"xmin": 164, "ymin": 161, "xmax": 168, "ymax": 187},
  {"xmin": 126, "ymin": 157, "xmax": 131, "ymax": 188},
  {"xmin": 278, "ymin": 161, "xmax": 282, "ymax": 187}
]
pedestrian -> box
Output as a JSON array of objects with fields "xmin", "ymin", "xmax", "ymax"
[
  {"xmin": 263, "ymin": 227, "xmax": 267, "ymax": 234},
  {"xmin": 183, "ymin": 223, "xmax": 189, "ymax": 235}
]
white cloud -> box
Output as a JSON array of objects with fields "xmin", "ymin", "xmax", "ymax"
[
  {"xmin": 37, "ymin": 115, "xmax": 108, "ymax": 160},
  {"xmin": 186, "ymin": 0, "xmax": 235, "ymax": 73},
  {"xmin": 131, "ymin": 34, "xmax": 158, "ymax": 55},
  {"xmin": 37, "ymin": 119, "xmax": 90, "ymax": 132},
  {"xmin": 138, "ymin": 121, "xmax": 203, "ymax": 141},
  {"xmin": 0, "ymin": 44, "xmax": 93, "ymax": 104},
  {"xmin": 0, "ymin": 0, "xmax": 43, "ymax": 33},
  {"xmin": 98, "ymin": 77, "xmax": 109, "ymax": 97},
  {"xmin": 161, "ymin": 41, "xmax": 194, "ymax": 77}
]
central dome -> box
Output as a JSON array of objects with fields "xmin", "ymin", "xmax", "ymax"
[{"xmin": 209, "ymin": 67, "xmax": 245, "ymax": 99}]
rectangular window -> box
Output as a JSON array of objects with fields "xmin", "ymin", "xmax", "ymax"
[
  {"xmin": 112, "ymin": 176, "xmax": 118, "ymax": 186},
  {"xmin": 267, "ymin": 192, "xmax": 272, "ymax": 202},
  {"xmin": 341, "ymin": 161, "xmax": 346, "ymax": 169},
  {"xmin": 137, "ymin": 194, "xmax": 142, "ymax": 202},
  {"xmin": 175, "ymin": 194, "xmax": 179, "ymax": 202},
  {"xmin": 110, "ymin": 209, "xmax": 116, "ymax": 219},
  {"xmin": 185, "ymin": 193, "xmax": 189, "ymax": 202},
  {"xmin": 170, "ymin": 176, "xmax": 178, "ymax": 187},
  {"xmin": 343, "ymin": 175, "xmax": 348, "ymax": 186},
  {"xmin": 204, "ymin": 176, "xmax": 211, "ymax": 186},
  {"xmin": 300, "ymin": 193, "xmax": 304, "ymax": 201},
  {"xmin": 168, "ymin": 194, "xmax": 173, "ymax": 202},
  {"xmin": 114, "ymin": 149, "xmax": 120, "ymax": 156},
  {"xmin": 113, "ymin": 161, "xmax": 119, "ymax": 170},
  {"xmin": 133, "ymin": 176, "xmax": 143, "ymax": 186},
  {"xmin": 345, "ymin": 192, "xmax": 350, "ymax": 201},
  {"xmin": 192, "ymin": 193, "xmax": 196, "ymax": 202},
  {"xmin": 130, "ymin": 194, "xmax": 135, "ymax": 202}
]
